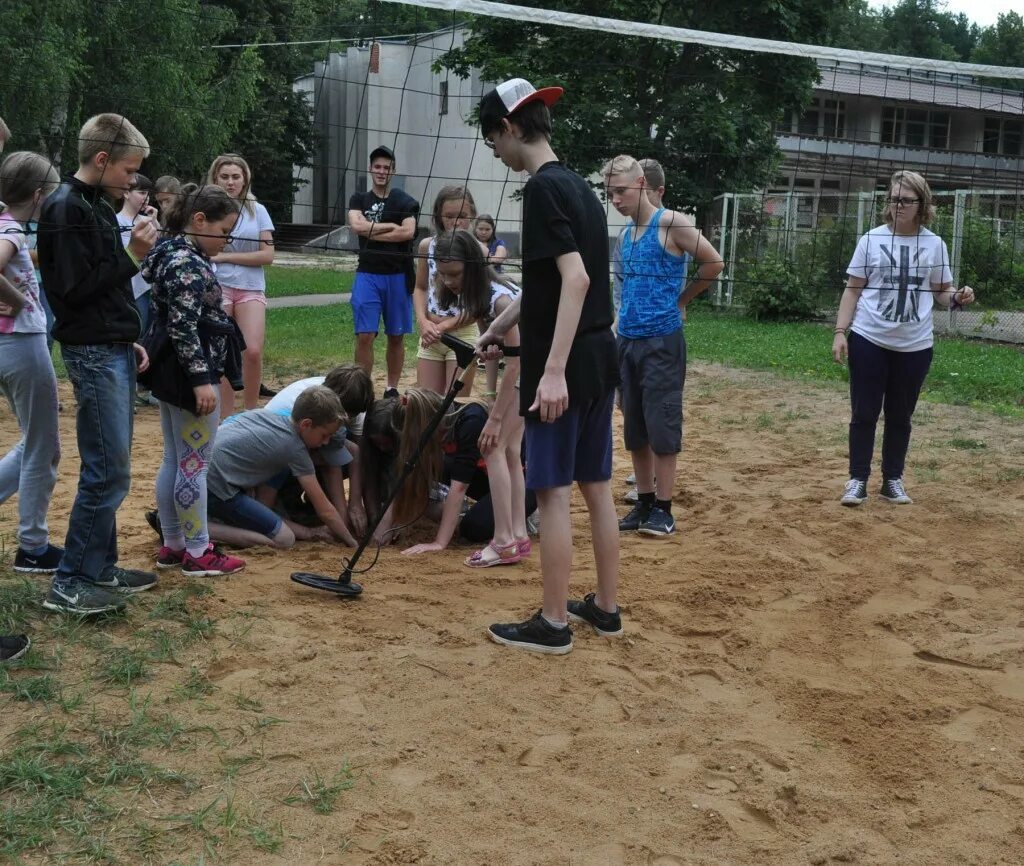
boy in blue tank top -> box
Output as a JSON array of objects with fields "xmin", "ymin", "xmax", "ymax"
[{"xmin": 603, "ymin": 155, "xmax": 724, "ymax": 537}]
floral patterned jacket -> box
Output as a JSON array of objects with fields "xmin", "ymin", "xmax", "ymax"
[{"xmin": 141, "ymin": 236, "xmax": 230, "ymax": 385}]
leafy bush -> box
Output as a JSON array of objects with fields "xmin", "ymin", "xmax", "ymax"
[{"xmin": 741, "ymin": 253, "xmax": 818, "ymax": 321}]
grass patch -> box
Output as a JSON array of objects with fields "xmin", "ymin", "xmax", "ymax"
[
  {"xmin": 284, "ymin": 764, "xmax": 356, "ymax": 814},
  {"xmin": 265, "ymin": 266, "xmax": 354, "ymax": 299},
  {"xmin": 686, "ymin": 309, "xmax": 1024, "ymax": 417}
]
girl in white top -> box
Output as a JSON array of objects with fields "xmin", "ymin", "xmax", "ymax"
[
  {"xmin": 833, "ymin": 170, "xmax": 975, "ymax": 507},
  {"xmin": 0, "ymin": 152, "xmax": 63, "ymax": 570},
  {"xmin": 427, "ymin": 229, "xmax": 526, "ymax": 567},
  {"xmin": 207, "ymin": 153, "xmax": 275, "ymax": 412},
  {"xmin": 414, "ymin": 185, "xmax": 486, "ymax": 394}
]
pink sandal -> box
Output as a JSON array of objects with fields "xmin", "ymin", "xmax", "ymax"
[
  {"xmin": 465, "ymin": 540, "xmax": 522, "ymax": 568},
  {"xmin": 516, "ymin": 537, "xmax": 532, "ymax": 556}
]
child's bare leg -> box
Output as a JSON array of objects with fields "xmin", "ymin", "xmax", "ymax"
[
  {"xmin": 484, "ymin": 450, "xmax": 515, "ymax": 548},
  {"xmin": 654, "ymin": 453, "xmax": 678, "ymax": 501},
  {"xmin": 631, "ymin": 445, "xmax": 656, "ymax": 493},
  {"xmin": 578, "ymin": 479, "xmax": 619, "ymax": 613},
  {"xmin": 416, "ymin": 358, "xmax": 446, "ymax": 394},
  {"xmin": 209, "ymin": 520, "xmax": 295, "ymax": 549},
  {"xmin": 537, "ymin": 484, "xmax": 572, "ymax": 624},
  {"xmin": 504, "ymin": 418, "xmax": 528, "ymax": 539}
]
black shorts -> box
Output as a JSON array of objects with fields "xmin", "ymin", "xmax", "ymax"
[{"xmin": 617, "ymin": 328, "xmax": 686, "ymax": 454}]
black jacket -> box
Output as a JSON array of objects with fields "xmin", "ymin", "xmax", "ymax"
[{"xmin": 37, "ymin": 175, "xmax": 142, "ymax": 345}]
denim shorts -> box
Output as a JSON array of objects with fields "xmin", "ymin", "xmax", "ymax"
[
  {"xmin": 208, "ymin": 490, "xmax": 282, "ymax": 537},
  {"xmin": 524, "ymin": 389, "xmax": 614, "ymax": 490}
]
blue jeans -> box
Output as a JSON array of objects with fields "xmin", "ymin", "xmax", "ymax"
[{"xmin": 57, "ymin": 343, "xmax": 136, "ymax": 584}]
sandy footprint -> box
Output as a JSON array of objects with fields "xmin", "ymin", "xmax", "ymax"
[{"xmin": 518, "ymin": 732, "xmax": 572, "ymax": 767}]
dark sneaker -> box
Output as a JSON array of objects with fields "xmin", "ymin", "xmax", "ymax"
[
  {"xmin": 14, "ymin": 543, "xmax": 64, "ymax": 574},
  {"xmin": 182, "ymin": 546, "xmax": 245, "ymax": 577},
  {"xmin": 1, "ymin": 634, "xmax": 31, "ymax": 663},
  {"xmin": 880, "ymin": 477, "xmax": 913, "ymax": 504},
  {"xmin": 95, "ymin": 564, "xmax": 158, "ymax": 594},
  {"xmin": 259, "ymin": 383, "xmax": 278, "ymax": 398},
  {"xmin": 487, "ymin": 611, "xmax": 573, "ymax": 655},
  {"xmin": 567, "ymin": 592, "xmax": 623, "ymax": 637},
  {"xmin": 840, "ymin": 478, "xmax": 868, "ymax": 506},
  {"xmin": 43, "ymin": 579, "xmax": 126, "ymax": 616},
  {"xmin": 619, "ymin": 500, "xmax": 653, "ymax": 532},
  {"xmin": 383, "ymin": 387, "xmax": 400, "ymax": 399},
  {"xmin": 145, "ymin": 509, "xmax": 162, "ymax": 538},
  {"xmin": 638, "ymin": 506, "xmax": 675, "ymax": 537},
  {"xmin": 156, "ymin": 546, "xmax": 185, "ymax": 569}
]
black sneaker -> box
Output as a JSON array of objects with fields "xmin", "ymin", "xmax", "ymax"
[
  {"xmin": 880, "ymin": 477, "xmax": 913, "ymax": 504},
  {"xmin": 144, "ymin": 509, "xmax": 162, "ymax": 538},
  {"xmin": 94, "ymin": 564, "xmax": 158, "ymax": 594},
  {"xmin": 638, "ymin": 506, "xmax": 675, "ymax": 537},
  {"xmin": 43, "ymin": 579, "xmax": 126, "ymax": 616},
  {"xmin": 487, "ymin": 611, "xmax": 573, "ymax": 655},
  {"xmin": 382, "ymin": 387, "xmax": 400, "ymax": 399},
  {"xmin": 619, "ymin": 500, "xmax": 653, "ymax": 532},
  {"xmin": 840, "ymin": 478, "xmax": 868, "ymax": 507},
  {"xmin": 567, "ymin": 592, "xmax": 623, "ymax": 637},
  {"xmin": 13, "ymin": 543, "xmax": 64, "ymax": 574},
  {"xmin": 0, "ymin": 634, "xmax": 31, "ymax": 663},
  {"xmin": 259, "ymin": 383, "xmax": 278, "ymax": 398}
]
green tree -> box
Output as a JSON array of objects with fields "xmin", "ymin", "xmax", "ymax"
[
  {"xmin": 438, "ymin": 0, "xmax": 844, "ymax": 219},
  {"xmin": 971, "ymin": 12, "xmax": 1024, "ymax": 91}
]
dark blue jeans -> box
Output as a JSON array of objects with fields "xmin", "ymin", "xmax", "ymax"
[
  {"xmin": 57, "ymin": 343, "xmax": 136, "ymax": 584},
  {"xmin": 847, "ymin": 331, "xmax": 932, "ymax": 482}
]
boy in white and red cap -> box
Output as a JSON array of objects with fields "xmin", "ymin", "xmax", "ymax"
[{"xmin": 475, "ymin": 79, "xmax": 622, "ymax": 655}]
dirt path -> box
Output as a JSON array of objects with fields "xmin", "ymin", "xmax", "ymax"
[{"xmin": 2, "ymin": 362, "xmax": 1022, "ymax": 865}]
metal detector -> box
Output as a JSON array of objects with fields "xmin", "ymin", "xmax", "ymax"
[{"xmin": 290, "ymin": 333, "xmax": 480, "ymax": 597}]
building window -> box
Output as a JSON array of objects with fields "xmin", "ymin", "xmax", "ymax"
[
  {"xmin": 882, "ymin": 106, "xmax": 950, "ymax": 149},
  {"xmin": 439, "ymin": 80, "xmax": 449, "ymax": 116},
  {"xmin": 983, "ymin": 117, "xmax": 1023, "ymax": 156},
  {"xmin": 793, "ymin": 97, "xmax": 846, "ymax": 138}
]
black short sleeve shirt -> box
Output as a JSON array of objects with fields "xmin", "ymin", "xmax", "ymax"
[
  {"xmin": 519, "ymin": 162, "xmax": 618, "ymax": 416},
  {"xmin": 348, "ymin": 188, "xmax": 419, "ymax": 274}
]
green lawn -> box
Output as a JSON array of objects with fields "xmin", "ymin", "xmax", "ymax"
[
  {"xmin": 264, "ymin": 266, "xmax": 354, "ymax": 298},
  {"xmin": 684, "ymin": 308, "xmax": 1024, "ymax": 417}
]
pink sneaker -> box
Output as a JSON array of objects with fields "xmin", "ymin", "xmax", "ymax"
[
  {"xmin": 156, "ymin": 546, "xmax": 185, "ymax": 569},
  {"xmin": 182, "ymin": 546, "xmax": 245, "ymax": 577}
]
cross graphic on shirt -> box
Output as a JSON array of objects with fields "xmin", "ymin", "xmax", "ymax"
[{"xmin": 879, "ymin": 243, "xmax": 924, "ymax": 323}]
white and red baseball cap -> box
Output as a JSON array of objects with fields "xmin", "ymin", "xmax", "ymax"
[{"xmin": 478, "ymin": 78, "xmax": 563, "ymax": 134}]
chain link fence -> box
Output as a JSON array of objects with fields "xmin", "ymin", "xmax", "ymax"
[{"xmin": 708, "ymin": 189, "xmax": 1024, "ymax": 344}]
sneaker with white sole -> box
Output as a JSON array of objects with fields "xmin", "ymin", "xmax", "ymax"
[
  {"xmin": 94, "ymin": 564, "xmax": 158, "ymax": 594},
  {"xmin": 619, "ymin": 500, "xmax": 652, "ymax": 532},
  {"xmin": 156, "ymin": 546, "xmax": 185, "ymax": 569},
  {"xmin": 638, "ymin": 506, "xmax": 675, "ymax": 537},
  {"xmin": 623, "ymin": 487, "xmax": 639, "ymax": 504},
  {"xmin": 182, "ymin": 546, "xmax": 245, "ymax": 577},
  {"xmin": 880, "ymin": 477, "xmax": 913, "ymax": 504},
  {"xmin": 1, "ymin": 634, "xmax": 31, "ymax": 663},
  {"xmin": 840, "ymin": 478, "xmax": 868, "ymax": 506},
  {"xmin": 13, "ymin": 543, "xmax": 64, "ymax": 574},
  {"xmin": 567, "ymin": 593, "xmax": 623, "ymax": 637},
  {"xmin": 487, "ymin": 611, "xmax": 573, "ymax": 655},
  {"xmin": 43, "ymin": 579, "xmax": 126, "ymax": 616}
]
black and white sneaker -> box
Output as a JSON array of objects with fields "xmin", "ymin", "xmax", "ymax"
[
  {"xmin": 259, "ymin": 383, "xmax": 278, "ymax": 398},
  {"xmin": 13, "ymin": 544, "xmax": 64, "ymax": 574},
  {"xmin": 880, "ymin": 477, "xmax": 913, "ymax": 504},
  {"xmin": 487, "ymin": 611, "xmax": 573, "ymax": 655},
  {"xmin": 43, "ymin": 579, "xmax": 126, "ymax": 616},
  {"xmin": 638, "ymin": 506, "xmax": 675, "ymax": 537},
  {"xmin": 618, "ymin": 500, "xmax": 652, "ymax": 532},
  {"xmin": 567, "ymin": 592, "xmax": 623, "ymax": 637},
  {"xmin": 0, "ymin": 634, "xmax": 31, "ymax": 663},
  {"xmin": 144, "ymin": 509, "xmax": 162, "ymax": 538},
  {"xmin": 94, "ymin": 564, "xmax": 158, "ymax": 594},
  {"xmin": 840, "ymin": 478, "xmax": 868, "ymax": 507},
  {"xmin": 383, "ymin": 387, "xmax": 400, "ymax": 399}
]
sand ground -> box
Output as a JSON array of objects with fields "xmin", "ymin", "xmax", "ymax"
[{"xmin": 2, "ymin": 361, "xmax": 1023, "ymax": 865}]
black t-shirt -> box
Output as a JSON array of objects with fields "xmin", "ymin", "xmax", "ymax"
[
  {"xmin": 348, "ymin": 188, "xmax": 419, "ymax": 274},
  {"xmin": 519, "ymin": 161, "xmax": 618, "ymax": 416},
  {"xmin": 443, "ymin": 403, "xmax": 487, "ymax": 486}
]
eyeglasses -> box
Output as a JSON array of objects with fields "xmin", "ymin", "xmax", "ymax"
[
  {"xmin": 482, "ymin": 137, "xmax": 496, "ymax": 150},
  {"xmin": 888, "ymin": 196, "xmax": 920, "ymax": 206}
]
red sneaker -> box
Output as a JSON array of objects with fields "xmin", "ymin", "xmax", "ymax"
[
  {"xmin": 182, "ymin": 546, "xmax": 245, "ymax": 577},
  {"xmin": 156, "ymin": 546, "xmax": 185, "ymax": 569}
]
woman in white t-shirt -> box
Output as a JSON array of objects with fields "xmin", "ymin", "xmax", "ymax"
[
  {"xmin": 207, "ymin": 153, "xmax": 275, "ymax": 412},
  {"xmin": 832, "ymin": 170, "xmax": 975, "ymax": 507}
]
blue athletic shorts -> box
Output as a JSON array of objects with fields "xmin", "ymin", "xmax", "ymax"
[
  {"xmin": 524, "ymin": 389, "xmax": 615, "ymax": 490},
  {"xmin": 208, "ymin": 490, "xmax": 283, "ymax": 538},
  {"xmin": 351, "ymin": 271, "xmax": 412, "ymax": 336}
]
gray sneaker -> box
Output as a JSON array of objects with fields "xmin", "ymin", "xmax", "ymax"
[
  {"xmin": 43, "ymin": 579, "xmax": 127, "ymax": 616},
  {"xmin": 95, "ymin": 564, "xmax": 158, "ymax": 594}
]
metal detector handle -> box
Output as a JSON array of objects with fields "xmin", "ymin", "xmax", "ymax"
[
  {"xmin": 475, "ymin": 335, "xmax": 520, "ymax": 357},
  {"xmin": 439, "ymin": 332, "xmax": 477, "ymax": 369}
]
